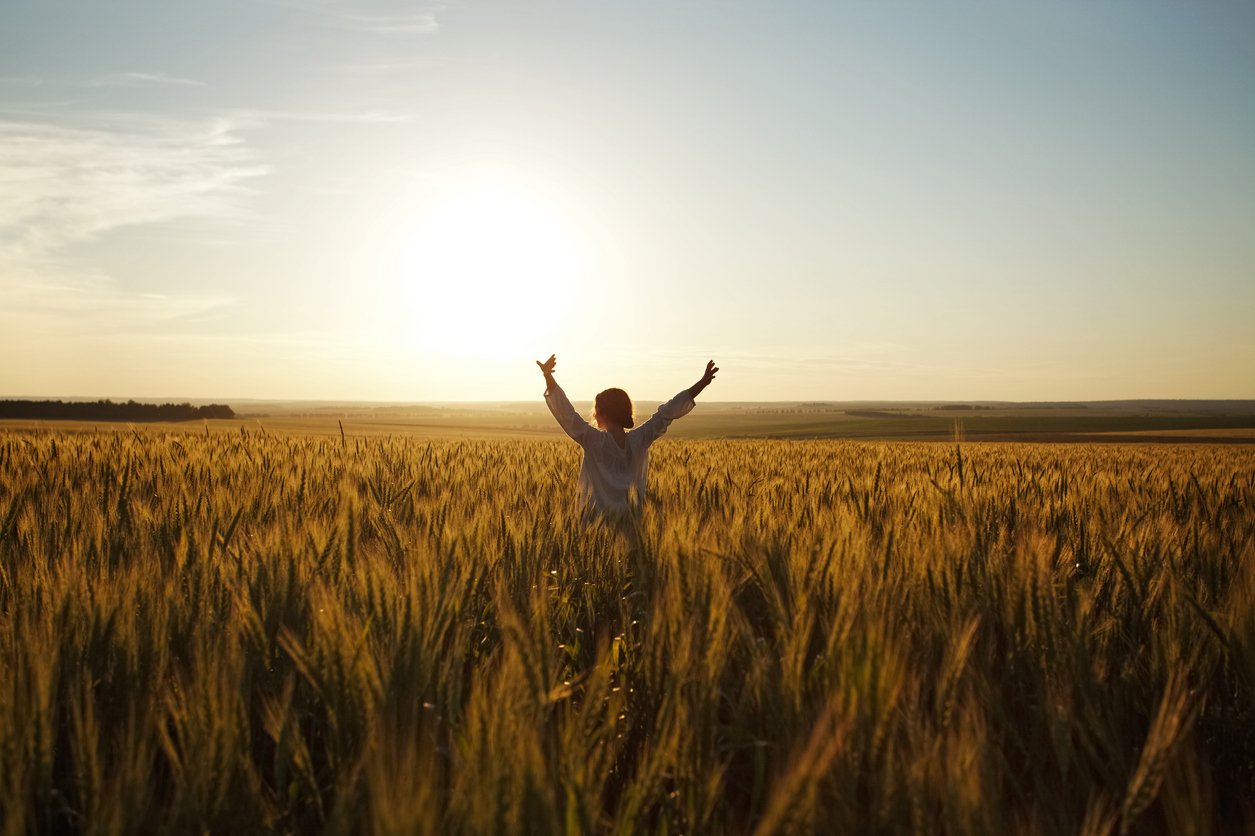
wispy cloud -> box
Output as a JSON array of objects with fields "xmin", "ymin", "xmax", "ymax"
[
  {"xmin": 271, "ymin": 0, "xmax": 447, "ymax": 37},
  {"xmin": 221, "ymin": 107, "xmax": 414, "ymax": 125},
  {"xmin": 326, "ymin": 60, "xmax": 426, "ymax": 75},
  {"xmin": 337, "ymin": 10, "xmax": 441, "ymax": 35},
  {"xmin": 90, "ymin": 71, "xmax": 208, "ymax": 88},
  {"xmin": 4, "ymin": 271, "xmax": 236, "ymax": 329},
  {"xmin": 0, "ymin": 115, "xmax": 267, "ymax": 337},
  {"xmin": 0, "ymin": 115, "xmax": 267, "ymax": 259}
]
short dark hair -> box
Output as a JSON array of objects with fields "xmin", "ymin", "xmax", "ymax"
[{"xmin": 594, "ymin": 388, "xmax": 634, "ymax": 428}]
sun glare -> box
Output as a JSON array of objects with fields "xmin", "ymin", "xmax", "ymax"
[{"xmin": 393, "ymin": 180, "xmax": 580, "ymax": 359}]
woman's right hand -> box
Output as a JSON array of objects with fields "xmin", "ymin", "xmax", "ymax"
[{"xmin": 536, "ymin": 354, "xmax": 557, "ymax": 376}]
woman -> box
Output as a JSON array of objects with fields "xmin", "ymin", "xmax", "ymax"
[{"xmin": 537, "ymin": 354, "xmax": 718, "ymax": 516}]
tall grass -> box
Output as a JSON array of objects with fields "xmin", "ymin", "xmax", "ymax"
[{"xmin": 0, "ymin": 431, "xmax": 1251, "ymax": 834}]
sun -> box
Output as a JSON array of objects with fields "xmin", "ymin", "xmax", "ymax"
[{"xmin": 392, "ymin": 180, "xmax": 580, "ymax": 359}]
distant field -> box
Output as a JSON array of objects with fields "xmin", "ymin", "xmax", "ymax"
[
  {"xmin": 4, "ymin": 398, "xmax": 1255, "ymax": 442},
  {"xmin": 1090, "ymin": 428, "xmax": 1255, "ymax": 440}
]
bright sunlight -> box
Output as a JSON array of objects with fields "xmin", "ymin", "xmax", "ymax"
[{"xmin": 392, "ymin": 179, "xmax": 581, "ymax": 359}]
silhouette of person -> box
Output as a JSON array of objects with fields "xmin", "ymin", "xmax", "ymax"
[{"xmin": 537, "ymin": 355, "xmax": 718, "ymax": 517}]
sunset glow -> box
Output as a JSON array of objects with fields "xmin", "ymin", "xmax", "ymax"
[{"xmin": 0, "ymin": 1, "xmax": 1252, "ymax": 401}]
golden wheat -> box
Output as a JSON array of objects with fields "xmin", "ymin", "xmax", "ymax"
[{"xmin": 0, "ymin": 431, "xmax": 1251, "ymax": 834}]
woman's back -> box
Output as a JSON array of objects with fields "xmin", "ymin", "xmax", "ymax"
[
  {"xmin": 536, "ymin": 355, "xmax": 716, "ymax": 515},
  {"xmin": 545, "ymin": 383, "xmax": 695, "ymax": 514}
]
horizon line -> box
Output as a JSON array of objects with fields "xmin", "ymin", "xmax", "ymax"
[{"xmin": 4, "ymin": 394, "xmax": 1255, "ymax": 406}]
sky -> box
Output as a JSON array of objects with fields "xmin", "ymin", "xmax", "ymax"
[{"xmin": 1, "ymin": 0, "xmax": 1253, "ymax": 402}]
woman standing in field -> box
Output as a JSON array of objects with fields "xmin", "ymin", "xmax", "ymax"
[{"xmin": 537, "ymin": 354, "xmax": 718, "ymax": 516}]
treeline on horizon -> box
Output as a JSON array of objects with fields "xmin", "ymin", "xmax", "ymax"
[{"xmin": 0, "ymin": 399, "xmax": 235, "ymax": 422}]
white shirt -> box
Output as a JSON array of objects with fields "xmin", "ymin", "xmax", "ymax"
[{"xmin": 545, "ymin": 383, "xmax": 695, "ymax": 515}]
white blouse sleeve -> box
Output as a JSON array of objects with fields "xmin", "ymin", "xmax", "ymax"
[
  {"xmin": 544, "ymin": 383, "xmax": 595, "ymax": 446},
  {"xmin": 635, "ymin": 389, "xmax": 695, "ymax": 446}
]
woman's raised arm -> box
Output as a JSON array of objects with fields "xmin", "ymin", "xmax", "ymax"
[
  {"xmin": 537, "ymin": 354, "xmax": 594, "ymax": 445},
  {"xmin": 635, "ymin": 360, "xmax": 718, "ymax": 447},
  {"xmin": 536, "ymin": 354, "xmax": 558, "ymax": 395}
]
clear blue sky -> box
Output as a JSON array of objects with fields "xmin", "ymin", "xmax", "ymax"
[{"xmin": 2, "ymin": 0, "xmax": 1253, "ymax": 401}]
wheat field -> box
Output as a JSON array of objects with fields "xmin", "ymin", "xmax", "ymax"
[{"xmin": 0, "ymin": 430, "xmax": 1251, "ymax": 834}]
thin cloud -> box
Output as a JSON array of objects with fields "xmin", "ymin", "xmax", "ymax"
[
  {"xmin": 214, "ymin": 107, "xmax": 415, "ymax": 128},
  {"xmin": 256, "ymin": 108, "xmax": 412, "ymax": 124},
  {"xmin": 90, "ymin": 72, "xmax": 208, "ymax": 88},
  {"xmin": 338, "ymin": 10, "xmax": 441, "ymax": 35},
  {"xmin": 0, "ymin": 115, "xmax": 265, "ymax": 336},
  {"xmin": 0, "ymin": 116, "xmax": 267, "ymax": 258},
  {"xmin": 271, "ymin": 0, "xmax": 447, "ymax": 36},
  {"xmin": 5, "ymin": 272, "xmax": 235, "ymax": 326},
  {"xmin": 327, "ymin": 60, "xmax": 426, "ymax": 74}
]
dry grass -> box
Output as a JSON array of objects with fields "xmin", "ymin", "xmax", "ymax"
[{"xmin": 0, "ymin": 431, "xmax": 1252, "ymax": 834}]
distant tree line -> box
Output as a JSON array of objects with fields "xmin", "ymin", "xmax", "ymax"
[{"xmin": 0, "ymin": 400, "xmax": 235, "ymax": 422}]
